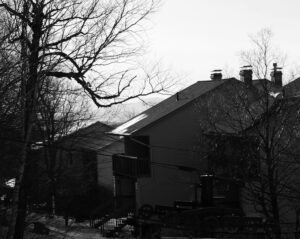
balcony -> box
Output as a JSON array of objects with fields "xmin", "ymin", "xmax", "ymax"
[{"xmin": 112, "ymin": 154, "xmax": 150, "ymax": 178}]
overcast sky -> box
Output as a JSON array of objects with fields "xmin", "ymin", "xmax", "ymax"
[
  {"xmin": 145, "ymin": 0, "xmax": 300, "ymax": 88},
  {"xmin": 97, "ymin": 0, "xmax": 300, "ymax": 121}
]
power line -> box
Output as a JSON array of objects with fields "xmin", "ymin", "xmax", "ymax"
[
  {"xmin": 0, "ymin": 136, "xmax": 113, "ymax": 157},
  {"xmin": 1, "ymin": 135, "xmax": 299, "ymax": 171},
  {"xmin": 105, "ymin": 134, "xmax": 205, "ymax": 154}
]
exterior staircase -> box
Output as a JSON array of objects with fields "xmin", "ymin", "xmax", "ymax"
[
  {"xmin": 93, "ymin": 214, "xmax": 111, "ymax": 228},
  {"xmin": 98, "ymin": 214, "xmax": 135, "ymax": 237}
]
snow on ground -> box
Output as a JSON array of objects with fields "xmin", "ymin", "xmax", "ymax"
[
  {"xmin": 2, "ymin": 214, "xmax": 133, "ymax": 239},
  {"xmin": 25, "ymin": 214, "xmax": 104, "ymax": 239}
]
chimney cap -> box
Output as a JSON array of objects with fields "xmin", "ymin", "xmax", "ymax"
[
  {"xmin": 240, "ymin": 65, "xmax": 252, "ymax": 69},
  {"xmin": 210, "ymin": 69, "xmax": 222, "ymax": 81},
  {"xmin": 272, "ymin": 63, "xmax": 282, "ymax": 70}
]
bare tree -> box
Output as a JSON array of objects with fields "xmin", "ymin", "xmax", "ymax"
[
  {"xmin": 240, "ymin": 28, "xmax": 286, "ymax": 80},
  {"xmin": 0, "ymin": 0, "xmax": 172, "ymax": 238},
  {"xmin": 0, "ymin": 17, "xmax": 22, "ymax": 188},
  {"xmin": 238, "ymin": 29, "xmax": 298, "ymax": 239},
  {"xmin": 197, "ymin": 29, "xmax": 299, "ymax": 239},
  {"xmin": 34, "ymin": 78, "xmax": 93, "ymax": 217}
]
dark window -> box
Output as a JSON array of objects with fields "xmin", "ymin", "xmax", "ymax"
[
  {"xmin": 125, "ymin": 136, "xmax": 150, "ymax": 158},
  {"xmin": 124, "ymin": 136, "xmax": 151, "ymax": 177}
]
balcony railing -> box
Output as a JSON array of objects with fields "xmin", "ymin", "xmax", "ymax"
[{"xmin": 112, "ymin": 154, "xmax": 150, "ymax": 178}]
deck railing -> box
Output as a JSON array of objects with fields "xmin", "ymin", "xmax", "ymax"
[{"xmin": 112, "ymin": 153, "xmax": 150, "ymax": 177}]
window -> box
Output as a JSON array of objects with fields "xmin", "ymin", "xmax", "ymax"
[
  {"xmin": 124, "ymin": 136, "xmax": 151, "ymax": 177},
  {"xmin": 125, "ymin": 136, "xmax": 150, "ymax": 158}
]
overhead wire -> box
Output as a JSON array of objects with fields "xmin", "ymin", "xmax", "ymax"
[
  {"xmin": 0, "ymin": 134, "xmax": 209, "ymax": 170},
  {"xmin": 1, "ymin": 135, "xmax": 202, "ymax": 177},
  {"xmin": 105, "ymin": 133, "xmax": 204, "ymax": 153}
]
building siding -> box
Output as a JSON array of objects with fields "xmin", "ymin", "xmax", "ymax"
[{"xmin": 97, "ymin": 140, "xmax": 124, "ymax": 189}]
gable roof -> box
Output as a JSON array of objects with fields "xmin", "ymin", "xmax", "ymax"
[
  {"xmin": 246, "ymin": 96, "xmax": 300, "ymax": 127},
  {"xmin": 58, "ymin": 121, "xmax": 119, "ymax": 151},
  {"xmin": 109, "ymin": 79, "xmax": 236, "ymax": 135},
  {"xmin": 284, "ymin": 77, "xmax": 300, "ymax": 97},
  {"xmin": 239, "ymin": 97, "xmax": 300, "ymax": 161}
]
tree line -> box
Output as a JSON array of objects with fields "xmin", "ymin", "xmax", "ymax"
[{"xmin": 0, "ymin": 0, "xmax": 170, "ymax": 238}]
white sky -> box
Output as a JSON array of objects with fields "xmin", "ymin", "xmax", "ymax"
[
  {"xmin": 96, "ymin": 0, "xmax": 300, "ymax": 121},
  {"xmin": 145, "ymin": 0, "xmax": 300, "ymax": 88}
]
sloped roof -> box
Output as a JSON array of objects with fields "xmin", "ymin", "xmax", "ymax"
[
  {"xmin": 252, "ymin": 79, "xmax": 272, "ymax": 88},
  {"xmin": 109, "ymin": 79, "xmax": 233, "ymax": 135},
  {"xmin": 58, "ymin": 121, "xmax": 120, "ymax": 151},
  {"xmin": 284, "ymin": 77, "xmax": 300, "ymax": 97},
  {"xmin": 243, "ymin": 96, "xmax": 300, "ymax": 132}
]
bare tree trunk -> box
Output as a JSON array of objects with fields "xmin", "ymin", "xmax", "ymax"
[
  {"xmin": 44, "ymin": 147, "xmax": 56, "ymax": 216},
  {"xmin": 295, "ymin": 209, "xmax": 299, "ymax": 239},
  {"xmin": 6, "ymin": 2, "xmax": 30, "ymax": 238},
  {"xmin": 13, "ymin": 186, "xmax": 27, "ymax": 239},
  {"xmin": 51, "ymin": 195, "xmax": 55, "ymax": 216},
  {"xmin": 46, "ymin": 145, "xmax": 57, "ymax": 217},
  {"xmin": 50, "ymin": 174, "xmax": 56, "ymax": 217},
  {"xmin": 269, "ymin": 177, "xmax": 281, "ymax": 239},
  {"xmin": 6, "ymin": 95, "xmax": 36, "ymax": 239},
  {"xmin": 266, "ymin": 150, "xmax": 281, "ymax": 239},
  {"xmin": 6, "ymin": 148, "xmax": 26, "ymax": 239},
  {"xmin": 7, "ymin": 2, "xmax": 41, "ymax": 237},
  {"xmin": 50, "ymin": 147, "xmax": 57, "ymax": 217}
]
